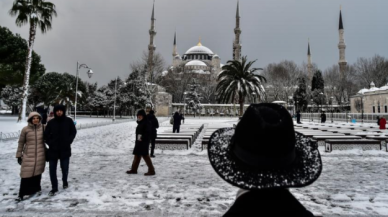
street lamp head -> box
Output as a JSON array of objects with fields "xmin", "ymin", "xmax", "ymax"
[{"xmin": 87, "ymin": 69, "xmax": 93, "ymax": 78}]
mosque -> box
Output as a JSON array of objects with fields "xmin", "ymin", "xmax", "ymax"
[
  {"xmin": 146, "ymin": 1, "xmax": 242, "ymax": 82},
  {"xmin": 143, "ymin": 1, "xmax": 349, "ymax": 116}
]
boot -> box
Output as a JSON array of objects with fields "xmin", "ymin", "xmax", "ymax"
[
  {"xmin": 143, "ymin": 155, "xmax": 156, "ymax": 176},
  {"xmin": 126, "ymin": 156, "xmax": 141, "ymax": 174}
]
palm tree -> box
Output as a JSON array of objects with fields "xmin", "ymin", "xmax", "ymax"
[
  {"xmin": 216, "ymin": 56, "xmax": 266, "ymax": 116},
  {"xmin": 9, "ymin": 0, "xmax": 57, "ymax": 122}
]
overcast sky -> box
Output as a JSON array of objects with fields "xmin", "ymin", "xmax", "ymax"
[{"xmin": 1, "ymin": 0, "xmax": 388, "ymax": 86}]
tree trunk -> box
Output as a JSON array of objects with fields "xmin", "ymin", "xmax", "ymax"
[
  {"xmin": 17, "ymin": 23, "xmax": 36, "ymax": 122},
  {"xmin": 239, "ymin": 96, "xmax": 244, "ymax": 117}
]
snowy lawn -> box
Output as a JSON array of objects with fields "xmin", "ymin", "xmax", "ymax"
[
  {"xmin": 0, "ymin": 118, "xmax": 388, "ymax": 216},
  {"xmin": 0, "ymin": 115, "xmax": 131, "ymax": 134}
]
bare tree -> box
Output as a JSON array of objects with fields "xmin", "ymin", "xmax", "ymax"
[
  {"xmin": 323, "ymin": 64, "xmax": 358, "ymax": 109},
  {"xmin": 262, "ymin": 60, "xmax": 304, "ymax": 102},
  {"xmin": 353, "ymin": 55, "xmax": 388, "ymax": 88},
  {"xmin": 130, "ymin": 51, "xmax": 166, "ymax": 83}
]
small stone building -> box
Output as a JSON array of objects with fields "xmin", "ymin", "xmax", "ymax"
[{"xmin": 350, "ymin": 82, "xmax": 388, "ymax": 113}]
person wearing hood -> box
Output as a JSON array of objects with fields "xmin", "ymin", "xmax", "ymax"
[
  {"xmin": 208, "ymin": 104, "xmax": 322, "ymax": 216},
  {"xmin": 126, "ymin": 109, "xmax": 155, "ymax": 176},
  {"xmin": 15, "ymin": 112, "xmax": 46, "ymax": 201},
  {"xmin": 146, "ymin": 109, "xmax": 159, "ymax": 158},
  {"xmin": 44, "ymin": 105, "xmax": 77, "ymax": 196}
]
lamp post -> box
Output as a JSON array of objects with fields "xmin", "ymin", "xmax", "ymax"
[
  {"xmin": 113, "ymin": 77, "xmax": 126, "ymax": 122},
  {"xmin": 75, "ymin": 62, "xmax": 93, "ymax": 123},
  {"xmin": 183, "ymin": 92, "xmax": 187, "ymax": 118},
  {"xmin": 361, "ymin": 94, "xmax": 364, "ymax": 124},
  {"xmin": 311, "ymin": 99, "xmax": 314, "ymax": 122},
  {"xmin": 330, "ymin": 96, "xmax": 334, "ymax": 123},
  {"xmin": 319, "ymin": 92, "xmax": 324, "ymax": 112},
  {"xmin": 252, "ymin": 92, "xmax": 256, "ymax": 104}
]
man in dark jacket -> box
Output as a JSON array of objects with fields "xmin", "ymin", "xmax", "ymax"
[
  {"xmin": 172, "ymin": 111, "xmax": 183, "ymax": 133},
  {"xmin": 44, "ymin": 105, "xmax": 77, "ymax": 196},
  {"xmin": 147, "ymin": 110, "xmax": 159, "ymax": 158},
  {"xmin": 296, "ymin": 110, "xmax": 302, "ymax": 124},
  {"xmin": 321, "ymin": 111, "xmax": 327, "ymax": 123}
]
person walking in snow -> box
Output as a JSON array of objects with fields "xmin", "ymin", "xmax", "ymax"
[
  {"xmin": 320, "ymin": 111, "xmax": 326, "ymax": 123},
  {"xmin": 377, "ymin": 116, "xmax": 381, "ymax": 126},
  {"xmin": 208, "ymin": 103, "xmax": 322, "ymax": 216},
  {"xmin": 126, "ymin": 109, "xmax": 155, "ymax": 176},
  {"xmin": 379, "ymin": 116, "xmax": 386, "ymax": 130},
  {"xmin": 172, "ymin": 111, "xmax": 183, "ymax": 133},
  {"xmin": 15, "ymin": 112, "xmax": 47, "ymax": 202},
  {"xmin": 296, "ymin": 111, "xmax": 302, "ymax": 124},
  {"xmin": 147, "ymin": 109, "xmax": 159, "ymax": 158},
  {"xmin": 44, "ymin": 105, "xmax": 77, "ymax": 196}
]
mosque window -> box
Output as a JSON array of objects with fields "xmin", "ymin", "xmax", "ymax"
[
  {"xmin": 373, "ymin": 106, "xmax": 375, "ymax": 113},
  {"xmin": 385, "ymin": 106, "xmax": 387, "ymax": 113},
  {"xmin": 378, "ymin": 106, "xmax": 381, "ymax": 113}
]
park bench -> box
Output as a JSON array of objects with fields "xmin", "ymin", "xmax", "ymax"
[
  {"xmin": 154, "ymin": 138, "xmax": 190, "ymax": 150},
  {"xmin": 325, "ymin": 139, "xmax": 381, "ymax": 152},
  {"xmin": 297, "ymin": 132, "xmax": 345, "ymax": 138},
  {"xmin": 312, "ymin": 135, "xmax": 362, "ymax": 147},
  {"xmin": 157, "ymin": 135, "xmax": 194, "ymax": 146},
  {"xmin": 365, "ymin": 136, "xmax": 388, "ymax": 151}
]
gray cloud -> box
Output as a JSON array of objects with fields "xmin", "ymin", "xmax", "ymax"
[{"xmin": 1, "ymin": 0, "xmax": 387, "ymax": 86}]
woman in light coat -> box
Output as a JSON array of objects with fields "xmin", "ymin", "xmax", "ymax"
[{"xmin": 15, "ymin": 112, "xmax": 46, "ymax": 201}]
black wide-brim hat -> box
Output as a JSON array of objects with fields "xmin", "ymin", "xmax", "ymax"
[{"xmin": 208, "ymin": 103, "xmax": 322, "ymax": 190}]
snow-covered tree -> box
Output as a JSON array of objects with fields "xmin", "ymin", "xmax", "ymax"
[
  {"xmin": 185, "ymin": 79, "xmax": 203, "ymax": 116},
  {"xmin": 0, "ymin": 85, "xmax": 23, "ymax": 114},
  {"xmin": 293, "ymin": 77, "xmax": 309, "ymax": 112},
  {"xmin": 311, "ymin": 70, "xmax": 326, "ymax": 110},
  {"xmin": 9, "ymin": 0, "xmax": 57, "ymax": 122}
]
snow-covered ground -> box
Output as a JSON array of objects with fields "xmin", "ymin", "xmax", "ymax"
[
  {"xmin": 0, "ymin": 115, "xmax": 130, "ymax": 134},
  {"xmin": 1, "ymin": 118, "xmax": 388, "ymax": 216}
]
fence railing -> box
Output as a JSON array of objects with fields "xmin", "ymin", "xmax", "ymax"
[
  {"xmin": 300, "ymin": 113, "xmax": 387, "ymax": 124},
  {"xmin": 0, "ymin": 119, "xmax": 131, "ymax": 142}
]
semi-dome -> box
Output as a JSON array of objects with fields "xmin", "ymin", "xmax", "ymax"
[
  {"xmin": 379, "ymin": 84, "xmax": 388, "ymax": 91},
  {"xmin": 185, "ymin": 60, "xmax": 207, "ymax": 67},
  {"xmin": 357, "ymin": 88, "xmax": 369, "ymax": 94},
  {"xmin": 185, "ymin": 42, "xmax": 214, "ymax": 55}
]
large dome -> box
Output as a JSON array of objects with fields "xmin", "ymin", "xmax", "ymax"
[
  {"xmin": 185, "ymin": 43, "xmax": 214, "ymax": 55},
  {"xmin": 185, "ymin": 60, "xmax": 207, "ymax": 67}
]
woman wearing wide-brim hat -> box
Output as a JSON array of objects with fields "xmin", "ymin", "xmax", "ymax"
[
  {"xmin": 15, "ymin": 112, "xmax": 46, "ymax": 202},
  {"xmin": 208, "ymin": 103, "xmax": 322, "ymax": 216}
]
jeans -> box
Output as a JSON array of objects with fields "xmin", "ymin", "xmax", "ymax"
[{"xmin": 49, "ymin": 157, "xmax": 70, "ymax": 191}]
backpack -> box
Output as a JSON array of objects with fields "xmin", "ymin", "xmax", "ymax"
[{"xmin": 170, "ymin": 116, "xmax": 174, "ymax": 125}]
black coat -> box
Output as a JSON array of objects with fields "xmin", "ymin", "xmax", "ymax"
[
  {"xmin": 173, "ymin": 113, "xmax": 183, "ymax": 127},
  {"xmin": 44, "ymin": 116, "xmax": 77, "ymax": 160},
  {"xmin": 147, "ymin": 113, "xmax": 159, "ymax": 138},
  {"xmin": 321, "ymin": 114, "xmax": 326, "ymax": 122},
  {"xmin": 223, "ymin": 189, "xmax": 315, "ymax": 217},
  {"xmin": 133, "ymin": 119, "xmax": 151, "ymax": 156},
  {"xmin": 296, "ymin": 113, "xmax": 301, "ymax": 122}
]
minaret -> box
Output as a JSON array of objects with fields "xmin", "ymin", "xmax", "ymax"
[
  {"xmin": 338, "ymin": 6, "xmax": 347, "ymax": 79},
  {"xmin": 172, "ymin": 30, "xmax": 178, "ymax": 57},
  {"xmin": 147, "ymin": 1, "xmax": 157, "ymax": 82},
  {"xmin": 307, "ymin": 39, "xmax": 313, "ymax": 81},
  {"xmin": 233, "ymin": 0, "xmax": 242, "ymax": 61},
  {"xmin": 172, "ymin": 30, "xmax": 181, "ymax": 68}
]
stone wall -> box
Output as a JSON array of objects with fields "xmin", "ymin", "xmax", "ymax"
[
  {"xmin": 350, "ymin": 91, "xmax": 388, "ymax": 113},
  {"xmin": 153, "ymin": 91, "xmax": 172, "ymax": 117}
]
